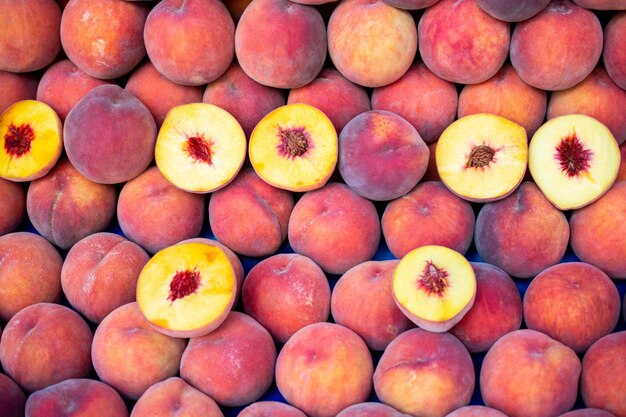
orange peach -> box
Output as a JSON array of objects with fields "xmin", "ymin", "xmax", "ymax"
[
  {"xmin": 0, "ymin": 71, "xmax": 38, "ymax": 113},
  {"xmin": 238, "ymin": 401, "xmax": 307, "ymax": 417},
  {"xmin": 336, "ymin": 402, "xmax": 411, "ymax": 417},
  {"xmin": 0, "ymin": 178, "xmax": 25, "ymax": 236},
  {"xmin": 476, "ymin": 0, "xmax": 550, "ymax": 21},
  {"xmin": 604, "ymin": 12, "xmax": 626, "ymax": 90},
  {"xmin": 446, "ymin": 406, "xmax": 509, "ymax": 417},
  {"xmin": 0, "ymin": 373, "xmax": 26, "ymax": 417}
]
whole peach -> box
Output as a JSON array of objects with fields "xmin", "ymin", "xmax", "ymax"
[
  {"xmin": 604, "ymin": 12, "xmax": 626, "ymax": 90},
  {"xmin": 0, "ymin": 71, "xmax": 38, "ymax": 113}
]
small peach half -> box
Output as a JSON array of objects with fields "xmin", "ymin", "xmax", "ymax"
[
  {"xmin": 249, "ymin": 103, "xmax": 338, "ymax": 192},
  {"xmin": 436, "ymin": 113, "xmax": 528, "ymax": 203},
  {"xmin": 393, "ymin": 245, "xmax": 476, "ymax": 333},
  {"xmin": 0, "ymin": 100, "xmax": 62, "ymax": 182},
  {"xmin": 136, "ymin": 242, "xmax": 237, "ymax": 338},
  {"xmin": 155, "ymin": 103, "xmax": 246, "ymax": 193},
  {"xmin": 529, "ymin": 114, "xmax": 620, "ymax": 210}
]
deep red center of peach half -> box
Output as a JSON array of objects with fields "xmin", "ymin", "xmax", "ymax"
[
  {"xmin": 419, "ymin": 261, "xmax": 449, "ymax": 297},
  {"xmin": 466, "ymin": 145, "xmax": 496, "ymax": 169},
  {"xmin": 277, "ymin": 126, "xmax": 310, "ymax": 158},
  {"xmin": 168, "ymin": 269, "xmax": 201, "ymax": 302},
  {"xmin": 185, "ymin": 134, "xmax": 213, "ymax": 165},
  {"xmin": 4, "ymin": 123, "xmax": 35, "ymax": 158},
  {"xmin": 554, "ymin": 133, "xmax": 593, "ymax": 177}
]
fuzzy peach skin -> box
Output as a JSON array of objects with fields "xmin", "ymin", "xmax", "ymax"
[
  {"xmin": 236, "ymin": 0, "xmax": 326, "ymax": 88},
  {"xmin": 450, "ymin": 262, "xmax": 522, "ymax": 353},
  {"xmin": 238, "ymin": 401, "xmax": 308, "ymax": 417},
  {"xmin": 474, "ymin": 181, "xmax": 570, "ymax": 278},
  {"xmin": 180, "ymin": 312, "xmax": 276, "ymax": 407},
  {"xmin": 548, "ymin": 67, "xmax": 626, "ymax": 145},
  {"xmin": 581, "ymin": 331, "xmax": 626, "ymax": 417},
  {"xmin": 209, "ymin": 168, "xmax": 294, "ymax": 257},
  {"xmin": 117, "ymin": 166, "xmax": 205, "ymax": 254},
  {"xmin": 618, "ymin": 143, "xmax": 626, "ymax": 181},
  {"xmin": 0, "ymin": 373, "xmax": 26, "ymax": 417},
  {"xmin": 559, "ymin": 409, "xmax": 617, "ymax": 417},
  {"xmin": 26, "ymin": 158, "xmax": 117, "ymax": 250},
  {"xmin": 446, "ymin": 406, "xmax": 509, "ymax": 417},
  {"xmin": 510, "ymin": 0, "xmax": 603, "ymax": 91},
  {"xmin": 418, "ymin": 0, "xmax": 509, "ymax": 85},
  {"xmin": 574, "ymin": 0, "xmax": 626, "ymax": 8},
  {"xmin": 382, "ymin": 181, "xmax": 475, "ymax": 259},
  {"xmin": 242, "ymin": 253, "xmax": 330, "ymax": 343},
  {"xmin": 61, "ymin": 232, "xmax": 149, "ymax": 324},
  {"xmin": 26, "ymin": 379, "xmax": 128, "ymax": 417},
  {"xmin": 371, "ymin": 62, "xmax": 458, "ymax": 145},
  {"xmin": 570, "ymin": 182, "xmax": 626, "ymax": 279},
  {"xmin": 126, "ymin": 61, "xmax": 203, "ymax": 127},
  {"xmin": 60, "ymin": 0, "xmax": 149, "ymax": 79},
  {"xmin": 0, "ymin": 71, "xmax": 38, "ymax": 113},
  {"xmin": 383, "ymin": 0, "xmax": 439, "ymax": 9},
  {"xmin": 92, "ymin": 302, "xmax": 187, "ymax": 400},
  {"xmin": 331, "ymin": 260, "xmax": 413, "ymax": 351},
  {"xmin": 604, "ymin": 13, "xmax": 626, "ymax": 90},
  {"xmin": 328, "ymin": 0, "xmax": 416, "ymax": 88},
  {"xmin": 0, "ymin": 232, "xmax": 62, "ymax": 322},
  {"xmin": 223, "ymin": 0, "xmax": 253, "ymax": 20},
  {"xmin": 288, "ymin": 182, "xmax": 381, "ymax": 275},
  {"xmin": 458, "ymin": 64, "xmax": 548, "ymax": 137},
  {"xmin": 276, "ymin": 322, "xmax": 373, "ymax": 417},
  {"xmin": 477, "ymin": 0, "xmax": 550, "ymax": 21},
  {"xmin": 0, "ymin": 178, "xmax": 25, "ymax": 236},
  {"xmin": 0, "ymin": 0, "xmax": 61, "ymax": 72},
  {"xmin": 374, "ymin": 328, "xmax": 474, "ymax": 417},
  {"xmin": 481, "ymin": 329, "xmax": 581, "ymax": 417},
  {"xmin": 64, "ymin": 85, "xmax": 157, "ymax": 185},
  {"xmin": 203, "ymin": 62, "xmax": 286, "ymax": 138},
  {"xmin": 337, "ymin": 402, "xmax": 411, "ymax": 417},
  {"xmin": 0, "ymin": 303, "xmax": 93, "ymax": 392},
  {"xmin": 131, "ymin": 377, "xmax": 223, "ymax": 417}
]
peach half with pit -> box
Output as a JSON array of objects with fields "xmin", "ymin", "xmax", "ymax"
[
  {"xmin": 528, "ymin": 114, "xmax": 620, "ymax": 210},
  {"xmin": 393, "ymin": 245, "xmax": 476, "ymax": 333},
  {"xmin": 136, "ymin": 242, "xmax": 237, "ymax": 338},
  {"xmin": 249, "ymin": 103, "xmax": 338, "ymax": 192},
  {"xmin": 436, "ymin": 113, "xmax": 528, "ymax": 203},
  {"xmin": 155, "ymin": 103, "xmax": 246, "ymax": 193},
  {"xmin": 0, "ymin": 100, "xmax": 62, "ymax": 182}
]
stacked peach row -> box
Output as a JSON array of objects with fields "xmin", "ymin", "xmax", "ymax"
[{"xmin": 1, "ymin": 0, "xmax": 626, "ymax": 417}]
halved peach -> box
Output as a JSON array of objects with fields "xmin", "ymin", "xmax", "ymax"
[
  {"xmin": 436, "ymin": 113, "xmax": 528, "ymax": 202},
  {"xmin": 0, "ymin": 100, "xmax": 62, "ymax": 182},
  {"xmin": 136, "ymin": 242, "xmax": 237, "ymax": 338},
  {"xmin": 155, "ymin": 103, "xmax": 246, "ymax": 193},
  {"xmin": 528, "ymin": 114, "xmax": 620, "ymax": 210},
  {"xmin": 249, "ymin": 103, "xmax": 338, "ymax": 192},
  {"xmin": 393, "ymin": 245, "xmax": 476, "ymax": 332}
]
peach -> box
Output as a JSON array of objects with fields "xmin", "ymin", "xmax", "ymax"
[
  {"xmin": 0, "ymin": 71, "xmax": 38, "ymax": 113},
  {"xmin": 458, "ymin": 64, "xmax": 548, "ymax": 137},
  {"xmin": 0, "ymin": 0, "xmax": 61, "ymax": 72},
  {"xmin": 61, "ymin": 232, "xmax": 149, "ymax": 323},
  {"xmin": 131, "ymin": 377, "xmax": 223, "ymax": 417},
  {"xmin": 242, "ymin": 253, "xmax": 330, "ymax": 343},
  {"xmin": 327, "ymin": 0, "xmax": 416, "ymax": 88},
  {"xmin": 25, "ymin": 379, "xmax": 128, "ymax": 417},
  {"xmin": 0, "ymin": 232, "xmax": 62, "ymax": 322},
  {"xmin": 338, "ymin": 110, "xmax": 429, "ymax": 201},
  {"xmin": 331, "ymin": 260, "xmax": 413, "ymax": 351},
  {"xmin": 0, "ymin": 303, "xmax": 92, "ymax": 392},
  {"xmin": 382, "ymin": 181, "xmax": 475, "ymax": 259},
  {"xmin": 481, "ymin": 329, "xmax": 581, "ymax": 417},
  {"xmin": 581, "ymin": 331, "xmax": 626, "ymax": 417},
  {"xmin": 337, "ymin": 402, "xmax": 411, "ymax": 417},
  {"xmin": 383, "ymin": 0, "xmax": 439, "ymax": 9},
  {"xmin": 559, "ymin": 410, "xmax": 617, "ymax": 417},
  {"xmin": 570, "ymin": 181, "xmax": 626, "ymax": 278},
  {"xmin": 126, "ymin": 61, "xmax": 204, "ymax": 127},
  {"xmin": 180, "ymin": 312, "xmax": 277, "ymax": 407},
  {"xmin": 203, "ymin": 62, "xmax": 286, "ymax": 138},
  {"xmin": 117, "ymin": 166, "xmax": 205, "ymax": 254},
  {"xmin": 288, "ymin": 68, "xmax": 371, "ymax": 134},
  {"xmin": 618, "ymin": 143, "xmax": 626, "ymax": 181},
  {"xmin": 371, "ymin": 62, "xmax": 458, "ymax": 145},
  {"xmin": 0, "ymin": 373, "xmax": 26, "ymax": 417},
  {"xmin": 374, "ymin": 328, "xmax": 474, "ymax": 417},
  {"xmin": 450, "ymin": 262, "xmax": 523, "ymax": 353},
  {"xmin": 474, "ymin": 181, "xmax": 570, "ymax": 278},
  {"xmin": 476, "ymin": 0, "xmax": 550, "ymax": 21},
  {"xmin": 144, "ymin": 0, "xmax": 234, "ymax": 86},
  {"xmin": 574, "ymin": 0, "xmax": 626, "ymax": 8},
  {"xmin": 60, "ymin": 0, "xmax": 149, "ymax": 79},
  {"xmin": 510, "ymin": 0, "xmax": 603, "ymax": 91},
  {"xmin": 26, "ymin": 158, "xmax": 117, "ymax": 249},
  {"xmin": 238, "ymin": 401, "xmax": 307, "ymax": 417},
  {"xmin": 236, "ymin": 0, "xmax": 326, "ymax": 88},
  {"xmin": 64, "ymin": 84, "xmax": 157, "ymax": 185},
  {"xmin": 446, "ymin": 406, "xmax": 509, "ymax": 417},
  {"xmin": 276, "ymin": 322, "xmax": 373, "ymax": 417},
  {"xmin": 91, "ymin": 302, "xmax": 187, "ymax": 400},
  {"xmin": 288, "ymin": 182, "xmax": 380, "ymax": 274},
  {"xmin": 604, "ymin": 13, "xmax": 626, "ymax": 90},
  {"xmin": 0, "ymin": 178, "xmax": 25, "ymax": 236}
]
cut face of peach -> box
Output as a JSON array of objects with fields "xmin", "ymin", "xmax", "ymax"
[
  {"xmin": 136, "ymin": 242, "xmax": 236, "ymax": 338},
  {"xmin": 436, "ymin": 113, "xmax": 528, "ymax": 202},
  {"xmin": 249, "ymin": 103, "xmax": 338, "ymax": 192},
  {"xmin": 393, "ymin": 245, "xmax": 476, "ymax": 333},
  {"xmin": 155, "ymin": 103, "xmax": 246, "ymax": 193},
  {"xmin": 529, "ymin": 114, "xmax": 620, "ymax": 210},
  {"xmin": 0, "ymin": 100, "xmax": 62, "ymax": 182}
]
